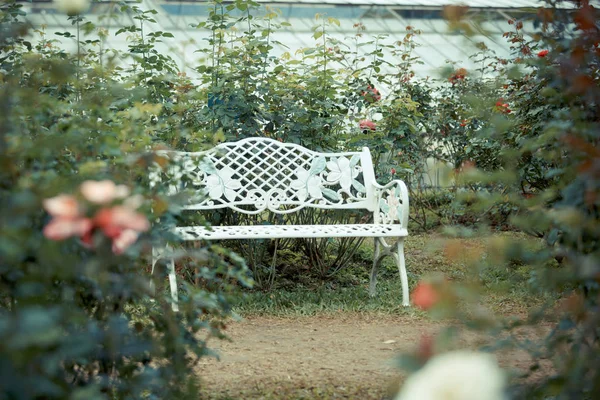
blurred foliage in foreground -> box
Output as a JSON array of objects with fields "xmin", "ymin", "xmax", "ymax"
[
  {"xmin": 398, "ymin": 2, "xmax": 600, "ymax": 399},
  {"xmin": 0, "ymin": 1, "xmax": 251, "ymax": 398}
]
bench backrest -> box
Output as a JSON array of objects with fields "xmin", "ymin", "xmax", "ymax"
[{"xmin": 155, "ymin": 138, "xmax": 377, "ymax": 214}]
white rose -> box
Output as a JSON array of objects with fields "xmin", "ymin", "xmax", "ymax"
[
  {"xmin": 396, "ymin": 351, "xmax": 506, "ymax": 400},
  {"xmin": 54, "ymin": 0, "xmax": 90, "ymax": 15}
]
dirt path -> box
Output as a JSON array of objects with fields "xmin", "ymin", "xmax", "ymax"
[
  {"xmin": 197, "ymin": 314, "xmax": 439, "ymax": 398},
  {"xmin": 196, "ymin": 314, "xmax": 539, "ymax": 399}
]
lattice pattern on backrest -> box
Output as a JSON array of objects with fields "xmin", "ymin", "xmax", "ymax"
[{"xmin": 151, "ymin": 138, "xmax": 374, "ymax": 214}]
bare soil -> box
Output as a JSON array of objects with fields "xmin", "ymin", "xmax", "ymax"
[{"xmin": 197, "ymin": 314, "xmax": 541, "ymax": 399}]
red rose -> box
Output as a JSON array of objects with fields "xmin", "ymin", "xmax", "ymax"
[
  {"xmin": 537, "ymin": 49, "xmax": 549, "ymax": 58},
  {"xmin": 412, "ymin": 282, "xmax": 439, "ymax": 310},
  {"xmin": 495, "ymin": 99, "xmax": 511, "ymax": 114},
  {"xmin": 449, "ymin": 68, "xmax": 467, "ymax": 84},
  {"xmin": 359, "ymin": 119, "xmax": 377, "ymax": 132},
  {"xmin": 361, "ymin": 85, "xmax": 381, "ymax": 102}
]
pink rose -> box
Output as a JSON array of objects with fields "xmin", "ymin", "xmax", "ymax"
[
  {"xmin": 80, "ymin": 180, "xmax": 130, "ymax": 204},
  {"xmin": 112, "ymin": 229, "xmax": 140, "ymax": 254},
  {"xmin": 43, "ymin": 182, "xmax": 148, "ymax": 255},
  {"xmin": 94, "ymin": 206, "xmax": 150, "ymax": 239},
  {"xmin": 93, "ymin": 206, "xmax": 148, "ymax": 254},
  {"xmin": 42, "ymin": 194, "xmax": 93, "ymax": 241},
  {"xmin": 43, "ymin": 195, "xmax": 80, "ymax": 218},
  {"xmin": 123, "ymin": 194, "xmax": 144, "ymax": 209},
  {"xmin": 43, "ymin": 217, "xmax": 93, "ymax": 240}
]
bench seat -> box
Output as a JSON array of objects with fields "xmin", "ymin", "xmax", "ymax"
[{"xmin": 175, "ymin": 224, "xmax": 408, "ymax": 240}]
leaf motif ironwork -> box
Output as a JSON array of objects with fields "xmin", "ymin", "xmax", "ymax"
[
  {"xmin": 378, "ymin": 185, "xmax": 404, "ymax": 225},
  {"xmin": 153, "ymin": 141, "xmax": 368, "ymax": 213}
]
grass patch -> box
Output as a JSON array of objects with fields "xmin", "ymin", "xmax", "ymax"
[
  {"xmin": 233, "ymin": 279, "xmax": 420, "ymax": 317},
  {"xmin": 233, "ymin": 231, "xmax": 554, "ymax": 317}
]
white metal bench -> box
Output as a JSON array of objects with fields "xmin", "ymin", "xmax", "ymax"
[{"xmin": 151, "ymin": 138, "xmax": 409, "ymax": 311}]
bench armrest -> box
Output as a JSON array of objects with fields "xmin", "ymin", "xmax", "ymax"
[{"xmin": 372, "ymin": 179, "xmax": 409, "ymax": 228}]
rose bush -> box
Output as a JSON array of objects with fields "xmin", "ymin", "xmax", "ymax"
[
  {"xmin": 397, "ymin": 2, "xmax": 600, "ymax": 399},
  {"xmin": 0, "ymin": 1, "xmax": 251, "ymax": 398},
  {"xmin": 43, "ymin": 181, "xmax": 150, "ymax": 254}
]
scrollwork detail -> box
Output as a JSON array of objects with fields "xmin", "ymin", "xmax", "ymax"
[{"xmin": 378, "ymin": 185, "xmax": 404, "ymax": 225}]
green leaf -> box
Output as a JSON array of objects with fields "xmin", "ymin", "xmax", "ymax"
[
  {"xmin": 71, "ymin": 386, "xmax": 104, "ymax": 400},
  {"xmin": 81, "ymin": 21, "xmax": 96, "ymax": 35},
  {"xmin": 328, "ymin": 17, "xmax": 340, "ymax": 27},
  {"xmin": 309, "ymin": 156, "xmax": 326, "ymax": 175},
  {"xmin": 322, "ymin": 188, "xmax": 340, "ymax": 201},
  {"xmin": 313, "ymin": 31, "xmax": 323, "ymax": 40},
  {"xmin": 55, "ymin": 32, "xmax": 75, "ymax": 38},
  {"xmin": 352, "ymin": 180, "xmax": 366, "ymax": 193},
  {"xmin": 10, "ymin": 307, "xmax": 62, "ymax": 349},
  {"xmin": 380, "ymin": 199, "xmax": 390, "ymax": 213}
]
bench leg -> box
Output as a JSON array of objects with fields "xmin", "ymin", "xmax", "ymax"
[
  {"xmin": 396, "ymin": 239, "xmax": 410, "ymax": 306},
  {"xmin": 166, "ymin": 249, "xmax": 179, "ymax": 312},
  {"xmin": 151, "ymin": 245, "xmax": 179, "ymax": 312},
  {"xmin": 369, "ymin": 238, "xmax": 381, "ymax": 297},
  {"xmin": 150, "ymin": 246, "xmax": 159, "ymax": 295}
]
